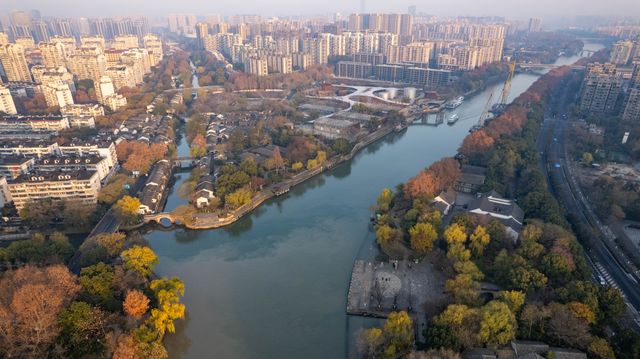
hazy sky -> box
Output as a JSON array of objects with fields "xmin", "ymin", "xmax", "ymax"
[{"xmin": 1, "ymin": 0, "xmax": 639, "ymax": 19}]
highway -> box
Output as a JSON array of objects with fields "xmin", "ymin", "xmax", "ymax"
[{"xmin": 537, "ymin": 78, "xmax": 640, "ymax": 328}]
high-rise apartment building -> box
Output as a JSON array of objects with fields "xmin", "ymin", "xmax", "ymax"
[
  {"xmin": 348, "ymin": 13, "xmax": 412, "ymax": 36},
  {"xmin": 68, "ymin": 46, "xmax": 107, "ymax": 80},
  {"xmin": 39, "ymin": 42, "xmax": 68, "ymax": 67},
  {"xmin": 579, "ymin": 64, "xmax": 623, "ymax": 115},
  {"xmin": 42, "ymin": 81, "xmax": 74, "ymax": 108},
  {"xmin": 623, "ymin": 88, "xmax": 640, "ymax": 122},
  {"xmin": 0, "ymin": 44, "xmax": 32, "ymax": 82},
  {"xmin": 610, "ymin": 40, "xmax": 635, "ymax": 65},
  {"xmin": 244, "ymin": 56, "xmax": 268, "ymax": 76},
  {"xmin": 528, "ymin": 18, "xmax": 542, "ymax": 33},
  {"xmin": 0, "ymin": 85, "xmax": 17, "ymax": 114},
  {"xmin": 143, "ymin": 34, "xmax": 163, "ymax": 67}
]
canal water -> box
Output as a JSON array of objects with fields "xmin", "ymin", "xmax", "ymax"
[{"xmin": 147, "ymin": 42, "xmax": 603, "ymax": 359}]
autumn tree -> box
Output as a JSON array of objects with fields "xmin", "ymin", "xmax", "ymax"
[
  {"xmin": 149, "ymin": 277, "xmax": 185, "ymax": 335},
  {"xmin": 95, "ymin": 232, "xmax": 127, "ymax": 256},
  {"xmin": 445, "ymin": 274, "xmax": 480, "ymax": 306},
  {"xmin": 405, "ymin": 158, "xmax": 460, "ymax": 198},
  {"xmin": 469, "ymin": 225, "xmax": 490, "ymax": 257},
  {"xmin": 113, "ymin": 195, "xmax": 142, "ymax": 225},
  {"xmin": 409, "ymin": 222, "xmax": 438, "ymax": 255},
  {"xmin": 225, "ymin": 187, "xmax": 252, "ymax": 209},
  {"xmin": 587, "ymin": 337, "xmax": 615, "ymax": 359},
  {"xmin": 190, "ymin": 134, "xmax": 207, "ymax": 158},
  {"xmin": 477, "ymin": 301, "xmax": 517, "ymax": 347},
  {"xmin": 0, "ymin": 265, "xmax": 81, "ymax": 358},
  {"xmin": 121, "ymin": 246, "xmax": 159, "ymax": 278},
  {"xmin": 377, "ymin": 188, "xmax": 393, "ymax": 213},
  {"xmin": 498, "ymin": 290, "xmax": 525, "ymax": 313},
  {"xmin": 123, "ymin": 289, "xmax": 151, "ymax": 319}
]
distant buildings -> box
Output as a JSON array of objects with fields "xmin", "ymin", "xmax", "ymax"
[
  {"xmin": 528, "ymin": 17, "xmax": 542, "ymax": 33},
  {"xmin": 610, "ymin": 40, "xmax": 637, "ymax": 65}
]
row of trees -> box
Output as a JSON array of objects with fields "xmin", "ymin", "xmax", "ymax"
[{"xmin": 115, "ymin": 141, "xmax": 168, "ymax": 175}]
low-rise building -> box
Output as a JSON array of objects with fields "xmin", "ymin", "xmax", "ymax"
[
  {"xmin": 36, "ymin": 154, "xmax": 111, "ymax": 181},
  {"xmin": 59, "ymin": 140, "xmax": 118, "ymax": 170},
  {"xmin": 138, "ymin": 159, "xmax": 172, "ymax": 214},
  {"xmin": 313, "ymin": 117, "xmax": 360, "ymax": 140},
  {"xmin": 0, "ymin": 139, "xmax": 61, "ymax": 157},
  {"xmin": 455, "ymin": 165, "xmax": 486, "ymax": 193},
  {"xmin": 7, "ymin": 169, "xmax": 101, "ymax": 212},
  {"xmin": 0, "ymin": 115, "xmax": 70, "ymax": 133},
  {"xmin": 0, "ymin": 156, "xmax": 35, "ymax": 180},
  {"xmin": 61, "ymin": 103, "xmax": 105, "ymax": 118},
  {"xmin": 468, "ymin": 190, "xmax": 524, "ymax": 240},
  {"xmin": 194, "ymin": 175, "xmax": 216, "ymax": 208}
]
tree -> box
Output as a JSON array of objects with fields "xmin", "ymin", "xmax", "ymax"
[
  {"xmin": 292, "ymin": 161, "xmax": 303, "ymax": 171},
  {"xmin": 99, "ymin": 174, "xmax": 133, "ymax": 205},
  {"xmin": 434, "ymin": 304, "xmax": 479, "ymax": 348},
  {"xmin": 332, "ymin": 138, "xmax": 351, "ymax": 155},
  {"xmin": 587, "ymin": 337, "xmax": 615, "ymax": 359},
  {"xmin": 548, "ymin": 302, "xmax": 592, "ymax": 348},
  {"xmin": 58, "ymin": 301, "xmax": 108, "ymax": 358},
  {"xmin": 477, "ymin": 301, "xmax": 517, "ymax": 347},
  {"xmin": 225, "ymin": 187, "xmax": 252, "ymax": 209},
  {"xmin": 377, "ymin": 188, "xmax": 394, "ymax": 213},
  {"xmin": 123, "ymin": 289, "xmax": 150, "ymax": 319},
  {"xmin": 0, "ymin": 265, "xmax": 80, "ymax": 358},
  {"xmin": 79, "ymin": 262, "xmax": 116, "ymax": 306},
  {"xmin": 444, "ymin": 224, "xmax": 467, "ymax": 246},
  {"xmin": 498, "ymin": 291, "xmax": 525, "ymax": 313},
  {"xmin": 358, "ymin": 327, "xmax": 384, "ymax": 357},
  {"xmin": 383, "ymin": 311, "xmax": 414, "ymax": 354},
  {"xmin": 113, "ymin": 196, "xmax": 142, "ymax": 225},
  {"xmin": 445, "ymin": 274, "xmax": 480, "ymax": 306},
  {"xmin": 582, "ymin": 152, "xmax": 594, "ymax": 166},
  {"xmin": 567, "ymin": 301, "xmax": 596, "ymax": 325},
  {"xmin": 95, "ymin": 232, "xmax": 127, "ymax": 256},
  {"xmin": 424, "ymin": 323, "xmax": 461, "ymax": 352},
  {"xmin": 410, "ymin": 222, "xmax": 438, "ymax": 255},
  {"xmin": 149, "ymin": 277, "xmax": 185, "ymax": 335},
  {"xmin": 121, "ymin": 246, "xmax": 159, "ymax": 278},
  {"xmin": 469, "ymin": 226, "xmax": 490, "ymax": 257},
  {"xmin": 272, "ymin": 146, "xmax": 284, "ymax": 173},
  {"xmin": 190, "ymin": 134, "xmax": 207, "ymax": 158},
  {"xmin": 509, "ymin": 267, "xmax": 548, "ymax": 293},
  {"xmin": 376, "ymin": 224, "xmax": 399, "ymax": 249}
]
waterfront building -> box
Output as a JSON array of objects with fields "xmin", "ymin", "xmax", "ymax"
[
  {"xmin": 138, "ymin": 159, "xmax": 172, "ymax": 214},
  {"xmin": 313, "ymin": 117, "xmax": 360, "ymax": 140}
]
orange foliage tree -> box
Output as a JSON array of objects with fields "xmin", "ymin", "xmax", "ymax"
[
  {"xmin": 123, "ymin": 289, "xmax": 150, "ymax": 319},
  {"xmin": 116, "ymin": 140, "xmax": 168, "ymax": 174},
  {"xmin": 404, "ymin": 158, "xmax": 460, "ymax": 198}
]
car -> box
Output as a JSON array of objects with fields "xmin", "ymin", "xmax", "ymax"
[{"xmin": 598, "ymin": 275, "xmax": 606, "ymax": 286}]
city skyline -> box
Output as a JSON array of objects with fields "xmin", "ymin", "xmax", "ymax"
[{"xmin": 1, "ymin": 0, "xmax": 640, "ymax": 19}]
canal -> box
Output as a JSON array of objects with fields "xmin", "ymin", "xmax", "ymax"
[{"xmin": 147, "ymin": 42, "xmax": 603, "ymax": 359}]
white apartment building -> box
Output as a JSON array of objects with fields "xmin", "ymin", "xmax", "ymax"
[{"xmin": 0, "ymin": 86, "xmax": 17, "ymax": 115}]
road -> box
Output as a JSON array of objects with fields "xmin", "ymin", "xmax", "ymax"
[{"xmin": 537, "ymin": 78, "xmax": 640, "ymax": 328}]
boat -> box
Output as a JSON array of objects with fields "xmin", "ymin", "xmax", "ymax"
[
  {"xmin": 447, "ymin": 114, "xmax": 459, "ymax": 125},
  {"xmin": 445, "ymin": 96, "xmax": 464, "ymax": 109}
]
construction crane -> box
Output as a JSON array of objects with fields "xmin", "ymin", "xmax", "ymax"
[
  {"xmin": 491, "ymin": 61, "xmax": 517, "ymax": 115},
  {"xmin": 470, "ymin": 91, "xmax": 494, "ymax": 133}
]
